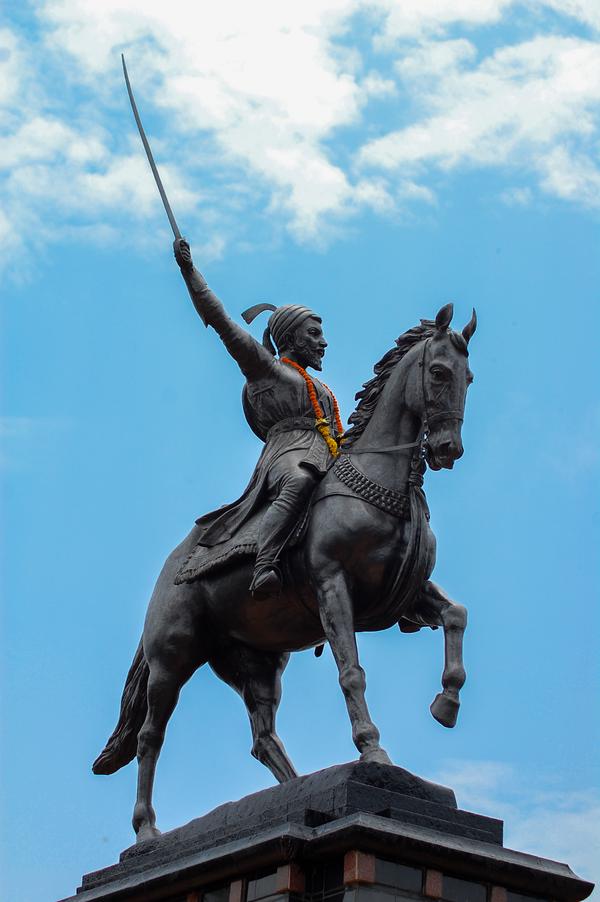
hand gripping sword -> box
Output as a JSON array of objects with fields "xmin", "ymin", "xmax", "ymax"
[{"xmin": 121, "ymin": 54, "xmax": 182, "ymax": 241}]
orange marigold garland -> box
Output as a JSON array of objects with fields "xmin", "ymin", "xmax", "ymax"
[
  {"xmin": 281, "ymin": 357, "xmax": 344, "ymax": 457},
  {"xmin": 321, "ymin": 380, "xmax": 344, "ymax": 438}
]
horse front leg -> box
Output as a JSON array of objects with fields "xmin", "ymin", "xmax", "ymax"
[
  {"xmin": 422, "ymin": 579, "xmax": 467, "ymax": 728},
  {"xmin": 316, "ymin": 566, "xmax": 392, "ymax": 765}
]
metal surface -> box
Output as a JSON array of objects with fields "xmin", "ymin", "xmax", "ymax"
[
  {"xmin": 95, "ymin": 243, "xmax": 478, "ymax": 843},
  {"xmin": 121, "ymin": 54, "xmax": 182, "ymax": 240}
]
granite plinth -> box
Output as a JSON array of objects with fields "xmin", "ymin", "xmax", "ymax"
[{"xmin": 60, "ymin": 762, "xmax": 593, "ymax": 902}]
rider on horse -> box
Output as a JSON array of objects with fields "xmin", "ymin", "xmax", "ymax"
[{"xmin": 174, "ymin": 238, "xmax": 342, "ymax": 598}]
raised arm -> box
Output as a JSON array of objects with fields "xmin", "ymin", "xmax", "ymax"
[{"xmin": 173, "ymin": 239, "xmax": 274, "ymax": 381}]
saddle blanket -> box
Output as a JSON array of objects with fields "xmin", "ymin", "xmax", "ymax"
[{"xmin": 174, "ymin": 502, "xmax": 309, "ymax": 585}]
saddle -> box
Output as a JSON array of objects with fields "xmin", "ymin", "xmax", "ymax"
[
  {"xmin": 174, "ymin": 454, "xmax": 418, "ymax": 586},
  {"xmin": 174, "ymin": 463, "xmax": 432, "ymax": 636},
  {"xmin": 174, "ymin": 497, "xmax": 312, "ymax": 585}
]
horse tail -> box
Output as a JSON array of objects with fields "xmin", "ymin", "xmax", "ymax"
[{"xmin": 92, "ymin": 638, "xmax": 148, "ymax": 775}]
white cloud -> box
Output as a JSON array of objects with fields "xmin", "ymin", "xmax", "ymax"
[
  {"xmin": 1, "ymin": 5, "xmax": 380, "ymax": 269},
  {"xmin": 435, "ymin": 759, "xmax": 600, "ymax": 893},
  {"xmin": 359, "ymin": 35, "xmax": 600, "ymax": 208},
  {"xmin": 0, "ymin": 27, "xmax": 26, "ymax": 111},
  {"xmin": 373, "ymin": 0, "xmax": 600, "ymax": 44},
  {"xmin": 500, "ymin": 185, "xmax": 533, "ymax": 205},
  {"xmin": 395, "ymin": 38, "xmax": 477, "ymax": 79},
  {"xmin": 541, "ymin": 0, "xmax": 600, "ymax": 31},
  {"xmin": 0, "ymin": 116, "xmax": 106, "ymax": 170},
  {"xmin": 362, "ymin": 72, "xmax": 397, "ymax": 98},
  {"xmin": 37, "ymin": 0, "xmax": 372, "ymax": 242},
  {"xmin": 541, "ymin": 145, "xmax": 600, "ymax": 206},
  {"xmin": 2, "ymin": 2, "xmax": 600, "ymax": 273},
  {"xmin": 374, "ymin": 0, "xmax": 513, "ymax": 45}
]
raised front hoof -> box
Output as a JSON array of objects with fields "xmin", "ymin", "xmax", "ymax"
[
  {"xmin": 135, "ymin": 824, "xmax": 161, "ymax": 844},
  {"xmin": 430, "ymin": 693, "xmax": 459, "ymax": 728},
  {"xmin": 360, "ymin": 747, "xmax": 393, "ymax": 766}
]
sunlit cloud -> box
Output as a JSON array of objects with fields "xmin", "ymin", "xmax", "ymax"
[
  {"xmin": 1, "ymin": 1, "xmax": 600, "ymax": 273},
  {"xmin": 359, "ymin": 35, "xmax": 600, "ymax": 211}
]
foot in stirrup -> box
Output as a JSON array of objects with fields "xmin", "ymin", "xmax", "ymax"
[{"xmin": 250, "ymin": 565, "xmax": 282, "ymax": 599}]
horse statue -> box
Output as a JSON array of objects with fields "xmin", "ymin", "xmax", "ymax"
[{"xmin": 93, "ymin": 301, "xmax": 476, "ymax": 843}]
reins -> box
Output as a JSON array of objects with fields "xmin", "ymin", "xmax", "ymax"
[
  {"xmin": 342, "ymin": 337, "xmax": 462, "ymax": 455},
  {"xmin": 344, "ymin": 440, "xmax": 422, "ymax": 455}
]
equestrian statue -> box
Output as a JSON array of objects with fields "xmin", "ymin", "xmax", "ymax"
[{"xmin": 92, "ymin": 58, "xmax": 478, "ymax": 844}]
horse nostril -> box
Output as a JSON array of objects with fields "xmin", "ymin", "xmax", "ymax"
[{"xmin": 439, "ymin": 440, "xmax": 463, "ymax": 460}]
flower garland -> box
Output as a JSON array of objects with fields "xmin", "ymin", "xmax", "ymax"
[{"xmin": 281, "ymin": 357, "xmax": 344, "ymax": 457}]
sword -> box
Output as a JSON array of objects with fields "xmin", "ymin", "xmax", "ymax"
[{"xmin": 121, "ymin": 53, "xmax": 182, "ymax": 241}]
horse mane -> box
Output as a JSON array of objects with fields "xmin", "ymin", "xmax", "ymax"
[
  {"xmin": 343, "ymin": 320, "xmax": 469, "ymax": 446},
  {"xmin": 343, "ymin": 320, "xmax": 433, "ymax": 447}
]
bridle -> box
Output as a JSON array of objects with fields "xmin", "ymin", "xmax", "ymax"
[
  {"xmin": 344, "ymin": 336, "xmax": 463, "ymax": 456},
  {"xmin": 418, "ymin": 337, "xmax": 465, "ymax": 430}
]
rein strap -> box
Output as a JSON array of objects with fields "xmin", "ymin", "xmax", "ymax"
[{"xmin": 344, "ymin": 439, "xmax": 422, "ymax": 455}]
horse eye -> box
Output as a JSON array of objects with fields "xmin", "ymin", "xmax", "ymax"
[{"xmin": 430, "ymin": 366, "xmax": 449, "ymax": 379}]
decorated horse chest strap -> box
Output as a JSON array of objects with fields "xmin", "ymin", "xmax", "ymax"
[{"xmin": 332, "ymin": 455, "xmax": 409, "ymax": 518}]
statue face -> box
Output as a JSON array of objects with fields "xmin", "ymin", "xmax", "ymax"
[{"xmin": 289, "ymin": 316, "xmax": 327, "ymax": 371}]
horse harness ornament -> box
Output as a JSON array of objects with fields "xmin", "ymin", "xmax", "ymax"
[{"xmin": 332, "ymin": 454, "xmax": 410, "ymax": 518}]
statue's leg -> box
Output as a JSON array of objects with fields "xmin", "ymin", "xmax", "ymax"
[
  {"xmin": 133, "ymin": 596, "xmax": 201, "ymax": 843},
  {"xmin": 133, "ymin": 653, "xmax": 196, "ymax": 842},
  {"xmin": 315, "ymin": 565, "xmax": 392, "ymax": 765},
  {"xmin": 252, "ymin": 458, "xmax": 317, "ymax": 598},
  {"xmin": 210, "ymin": 644, "xmax": 297, "ymax": 782},
  {"xmin": 421, "ymin": 579, "xmax": 467, "ymax": 728}
]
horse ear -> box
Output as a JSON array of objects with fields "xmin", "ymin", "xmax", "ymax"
[
  {"xmin": 435, "ymin": 303, "xmax": 454, "ymax": 331},
  {"xmin": 462, "ymin": 308, "xmax": 477, "ymax": 344}
]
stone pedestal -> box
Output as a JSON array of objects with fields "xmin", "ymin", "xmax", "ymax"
[{"xmin": 60, "ymin": 762, "xmax": 593, "ymax": 902}]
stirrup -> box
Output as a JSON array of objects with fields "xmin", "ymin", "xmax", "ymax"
[{"xmin": 250, "ymin": 565, "xmax": 283, "ymax": 599}]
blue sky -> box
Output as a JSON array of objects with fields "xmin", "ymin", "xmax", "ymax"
[{"xmin": 1, "ymin": 3, "xmax": 599, "ymax": 901}]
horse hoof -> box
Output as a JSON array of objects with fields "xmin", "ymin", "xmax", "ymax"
[
  {"xmin": 136, "ymin": 825, "xmax": 161, "ymax": 844},
  {"xmin": 360, "ymin": 747, "xmax": 393, "ymax": 766},
  {"xmin": 430, "ymin": 693, "xmax": 459, "ymax": 728}
]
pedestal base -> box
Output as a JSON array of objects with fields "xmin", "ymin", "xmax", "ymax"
[{"xmin": 61, "ymin": 762, "xmax": 593, "ymax": 902}]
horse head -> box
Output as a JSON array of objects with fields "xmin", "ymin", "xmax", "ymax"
[{"xmin": 408, "ymin": 303, "xmax": 476, "ymax": 471}]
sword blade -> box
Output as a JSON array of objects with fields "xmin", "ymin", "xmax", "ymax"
[{"xmin": 121, "ymin": 54, "xmax": 181, "ymax": 240}]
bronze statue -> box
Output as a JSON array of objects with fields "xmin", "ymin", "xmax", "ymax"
[
  {"xmin": 174, "ymin": 237, "xmax": 338, "ymax": 599},
  {"xmin": 92, "ymin": 59, "xmax": 478, "ymax": 844}
]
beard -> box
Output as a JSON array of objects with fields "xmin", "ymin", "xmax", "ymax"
[
  {"xmin": 292, "ymin": 340, "xmax": 324, "ymax": 371},
  {"xmin": 301, "ymin": 349, "xmax": 323, "ymax": 370},
  {"xmin": 306, "ymin": 351, "xmax": 323, "ymax": 371}
]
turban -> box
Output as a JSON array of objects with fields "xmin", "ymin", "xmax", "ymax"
[{"xmin": 242, "ymin": 303, "xmax": 321, "ymax": 355}]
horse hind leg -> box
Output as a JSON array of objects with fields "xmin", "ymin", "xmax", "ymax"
[
  {"xmin": 421, "ymin": 579, "xmax": 467, "ymax": 728},
  {"xmin": 210, "ymin": 644, "xmax": 297, "ymax": 783}
]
